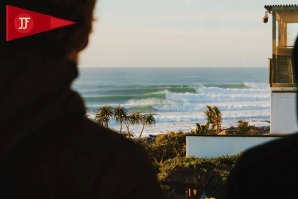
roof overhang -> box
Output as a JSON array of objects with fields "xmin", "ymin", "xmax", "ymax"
[{"xmin": 265, "ymin": 4, "xmax": 298, "ymax": 13}]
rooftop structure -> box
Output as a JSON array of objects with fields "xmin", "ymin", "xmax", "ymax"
[
  {"xmin": 264, "ymin": 5, "xmax": 298, "ymax": 134},
  {"xmin": 161, "ymin": 166, "xmax": 212, "ymax": 198}
]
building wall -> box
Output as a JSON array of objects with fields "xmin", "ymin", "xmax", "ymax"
[
  {"xmin": 186, "ymin": 136, "xmax": 281, "ymax": 158},
  {"xmin": 271, "ymin": 92, "xmax": 298, "ymax": 134}
]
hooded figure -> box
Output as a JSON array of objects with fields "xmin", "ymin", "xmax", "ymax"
[
  {"xmin": 0, "ymin": 0, "xmax": 163, "ymax": 198},
  {"xmin": 225, "ymin": 37, "xmax": 298, "ymax": 198}
]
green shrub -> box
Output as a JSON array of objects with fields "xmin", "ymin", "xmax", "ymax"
[
  {"xmin": 158, "ymin": 155, "xmax": 240, "ymax": 198},
  {"xmin": 236, "ymin": 120, "xmax": 256, "ymax": 135},
  {"xmin": 192, "ymin": 123, "xmax": 215, "ymax": 135},
  {"xmin": 140, "ymin": 131, "xmax": 186, "ymax": 163},
  {"xmin": 137, "ymin": 129, "xmax": 240, "ymax": 198}
]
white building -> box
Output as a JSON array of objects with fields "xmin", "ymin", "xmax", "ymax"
[
  {"xmin": 187, "ymin": 5, "xmax": 298, "ymax": 158},
  {"xmin": 267, "ymin": 5, "xmax": 298, "ymax": 134}
]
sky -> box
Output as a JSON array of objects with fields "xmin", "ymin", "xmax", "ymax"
[{"xmin": 79, "ymin": 0, "xmax": 298, "ymax": 68}]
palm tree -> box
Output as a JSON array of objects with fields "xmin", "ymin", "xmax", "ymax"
[
  {"xmin": 123, "ymin": 115, "xmax": 131, "ymax": 138},
  {"xmin": 129, "ymin": 112, "xmax": 141, "ymax": 125},
  {"xmin": 213, "ymin": 106, "xmax": 222, "ymax": 133},
  {"xmin": 138, "ymin": 113, "xmax": 156, "ymax": 139},
  {"xmin": 113, "ymin": 105, "xmax": 127, "ymax": 134},
  {"xmin": 204, "ymin": 105, "xmax": 214, "ymax": 127},
  {"xmin": 123, "ymin": 113, "xmax": 140, "ymax": 139},
  {"xmin": 95, "ymin": 106, "xmax": 114, "ymax": 128},
  {"xmin": 204, "ymin": 105, "xmax": 222, "ymax": 134}
]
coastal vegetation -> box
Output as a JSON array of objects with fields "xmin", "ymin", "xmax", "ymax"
[
  {"xmin": 192, "ymin": 123, "xmax": 213, "ymax": 135},
  {"xmin": 140, "ymin": 131, "xmax": 186, "ymax": 163},
  {"xmin": 234, "ymin": 120, "xmax": 256, "ymax": 135},
  {"xmin": 113, "ymin": 105, "xmax": 127, "ymax": 134},
  {"xmin": 158, "ymin": 155, "xmax": 239, "ymax": 198},
  {"xmin": 139, "ymin": 131, "xmax": 239, "ymax": 198},
  {"xmin": 95, "ymin": 106, "xmax": 114, "ymax": 128},
  {"xmin": 93, "ymin": 105, "xmax": 267, "ymax": 198},
  {"xmin": 192, "ymin": 105, "xmax": 223, "ymax": 135},
  {"xmin": 205, "ymin": 105, "xmax": 222, "ymax": 134},
  {"xmin": 95, "ymin": 105, "xmax": 156, "ymax": 139},
  {"xmin": 93, "ymin": 105, "xmax": 267, "ymax": 137},
  {"xmin": 192, "ymin": 105, "xmax": 265, "ymax": 136}
]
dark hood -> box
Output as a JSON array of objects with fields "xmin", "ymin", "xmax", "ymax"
[{"xmin": 0, "ymin": 52, "xmax": 86, "ymax": 156}]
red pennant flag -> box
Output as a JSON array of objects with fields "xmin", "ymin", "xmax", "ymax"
[{"xmin": 6, "ymin": 5, "xmax": 76, "ymax": 41}]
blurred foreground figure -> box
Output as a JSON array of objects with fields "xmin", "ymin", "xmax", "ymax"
[
  {"xmin": 226, "ymin": 38, "xmax": 298, "ymax": 198},
  {"xmin": 0, "ymin": 1, "xmax": 163, "ymax": 198}
]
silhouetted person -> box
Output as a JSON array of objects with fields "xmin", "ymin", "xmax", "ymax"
[
  {"xmin": 225, "ymin": 37, "xmax": 298, "ymax": 198},
  {"xmin": 0, "ymin": 0, "xmax": 163, "ymax": 198}
]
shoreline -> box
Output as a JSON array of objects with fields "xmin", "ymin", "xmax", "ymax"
[{"xmin": 106, "ymin": 121, "xmax": 270, "ymax": 137}]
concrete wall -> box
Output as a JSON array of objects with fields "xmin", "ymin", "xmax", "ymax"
[
  {"xmin": 271, "ymin": 92, "xmax": 298, "ymax": 134},
  {"xmin": 186, "ymin": 136, "xmax": 282, "ymax": 158}
]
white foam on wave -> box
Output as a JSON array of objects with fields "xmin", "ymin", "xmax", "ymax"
[
  {"xmin": 165, "ymin": 92, "xmax": 269, "ymax": 102},
  {"xmin": 222, "ymin": 110, "xmax": 269, "ymax": 120},
  {"xmin": 153, "ymin": 109, "xmax": 269, "ymax": 123},
  {"xmin": 244, "ymin": 82, "xmax": 269, "ymax": 89},
  {"xmin": 124, "ymin": 98, "xmax": 169, "ymax": 108},
  {"xmin": 154, "ymin": 112, "xmax": 205, "ymax": 123},
  {"xmin": 197, "ymin": 86, "xmax": 268, "ymax": 95},
  {"xmin": 153, "ymin": 101, "xmax": 270, "ymax": 112},
  {"xmin": 183, "ymin": 84, "xmax": 269, "ymax": 103}
]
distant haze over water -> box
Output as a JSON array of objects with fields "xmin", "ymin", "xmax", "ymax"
[{"xmin": 73, "ymin": 67, "xmax": 270, "ymax": 136}]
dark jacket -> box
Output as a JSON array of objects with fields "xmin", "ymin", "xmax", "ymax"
[
  {"xmin": 0, "ymin": 114, "xmax": 163, "ymax": 199},
  {"xmin": 226, "ymin": 36, "xmax": 298, "ymax": 199},
  {"xmin": 0, "ymin": 56, "xmax": 163, "ymax": 199},
  {"xmin": 226, "ymin": 133, "xmax": 298, "ymax": 199}
]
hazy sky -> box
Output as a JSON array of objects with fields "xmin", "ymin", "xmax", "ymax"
[{"xmin": 79, "ymin": 0, "xmax": 298, "ymax": 68}]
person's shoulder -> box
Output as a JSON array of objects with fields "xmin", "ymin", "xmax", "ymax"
[
  {"xmin": 236, "ymin": 133, "xmax": 298, "ymax": 170},
  {"xmin": 243, "ymin": 133, "xmax": 298, "ymax": 159},
  {"xmin": 68, "ymin": 117, "xmax": 142, "ymax": 157},
  {"xmin": 226, "ymin": 134, "xmax": 298, "ymax": 198},
  {"xmin": 62, "ymin": 117, "xmax": 163, "ymax": 198}
]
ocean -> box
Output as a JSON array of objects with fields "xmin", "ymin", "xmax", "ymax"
[{"xmin": 73, "ymin": 67, "xmax": 270, "ymax": 136}]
